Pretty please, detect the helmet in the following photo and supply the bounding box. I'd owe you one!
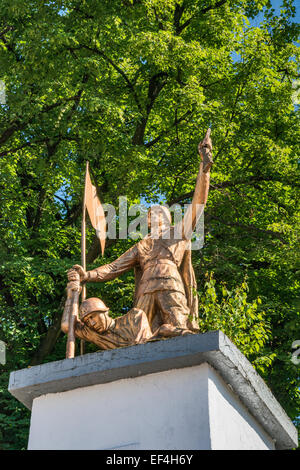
[79,297,109,320]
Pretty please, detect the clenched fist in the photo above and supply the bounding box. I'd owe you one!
[67,265,88,282]
[198,128,213,173]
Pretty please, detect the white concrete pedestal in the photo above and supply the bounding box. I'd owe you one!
[8,331,298,450]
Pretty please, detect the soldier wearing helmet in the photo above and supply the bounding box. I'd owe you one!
[67,131,213,339]
[61,296,153,350]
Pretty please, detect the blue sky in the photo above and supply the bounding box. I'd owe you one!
[252,0,300,25]
[272,0,299,20]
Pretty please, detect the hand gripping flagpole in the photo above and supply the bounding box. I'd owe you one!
[65,271,81,359]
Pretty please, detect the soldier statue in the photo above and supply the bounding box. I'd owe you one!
[63,130,213,350]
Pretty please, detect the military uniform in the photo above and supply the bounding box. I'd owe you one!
[87,227,199,333]
[74,307,153,350]
[85,156,211,334]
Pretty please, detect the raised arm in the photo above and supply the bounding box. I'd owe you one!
[182,129,213,240]
[68,244,139,283]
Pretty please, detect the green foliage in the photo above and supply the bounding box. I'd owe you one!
[0,373,30,450]
[198,275,272,364]
[0,0,299,449]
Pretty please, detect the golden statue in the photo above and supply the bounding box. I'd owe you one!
[61,295,154,350]
[62,130,213,354]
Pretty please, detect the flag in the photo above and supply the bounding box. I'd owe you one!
[84,163,106,256]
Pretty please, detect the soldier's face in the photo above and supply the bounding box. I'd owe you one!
[84,311,111,333]
[147,207,171,232]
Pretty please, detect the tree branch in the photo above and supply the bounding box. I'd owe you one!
[174,2,186,35]
[207,214,287,243]
[54,194,70,212]
[168,174,299,205]
[71,6,94,20]
[0,25,22,62]
[145,109,192,148]
[72,44,143,115]
[132,72,168,145]
[176,0,227,35]
[0,134,79,158]
[0,94,83,148]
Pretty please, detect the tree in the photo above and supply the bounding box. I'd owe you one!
[0,0,299,449]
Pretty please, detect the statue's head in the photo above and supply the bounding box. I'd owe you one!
[79,297,114,333]
[147,205,171,234]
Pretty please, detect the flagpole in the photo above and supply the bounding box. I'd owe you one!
[80,161,89,355]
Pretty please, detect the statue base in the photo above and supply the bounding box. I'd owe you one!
[8,331,297,450]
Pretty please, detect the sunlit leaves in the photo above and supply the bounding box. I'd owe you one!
[0,0,299,449]
[198,274,271,360]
